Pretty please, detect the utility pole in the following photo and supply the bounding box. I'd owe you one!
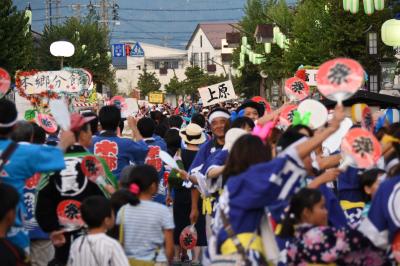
[71,3,82,21]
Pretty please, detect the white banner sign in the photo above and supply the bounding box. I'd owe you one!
[124,98,139,117]
[16,68,93,95]
[305,69,318,86]
[198,80,237,107]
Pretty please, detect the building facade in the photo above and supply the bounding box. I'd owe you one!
[186,22,238,78]
[112,42,188,101]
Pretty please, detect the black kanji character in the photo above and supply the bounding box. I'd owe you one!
[352,136,373,158]
[292,81,305,94]
[288,110,295,122]
[65,203,79,219]
[327,63,351,85]
[207,87,218,103]
[218,83,230,99]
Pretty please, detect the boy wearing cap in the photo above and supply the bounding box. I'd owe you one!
[0,99,74,256]
[36,113,117,266]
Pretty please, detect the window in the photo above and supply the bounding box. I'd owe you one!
[368,32,378,55]
[200,35,203,48]
[170,60,178,69]
[369,74,378,93]
[200,53,203,69]
[117,78,122,83]
[192,53,199,66]
[205,52,210,65]
[154,61,160,69]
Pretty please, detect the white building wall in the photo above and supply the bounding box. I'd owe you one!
[114,42,189,95]
[187,28,230,77]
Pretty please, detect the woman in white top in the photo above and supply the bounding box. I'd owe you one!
[117,165,175,265]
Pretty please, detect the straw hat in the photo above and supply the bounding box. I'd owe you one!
[179,123,206,145]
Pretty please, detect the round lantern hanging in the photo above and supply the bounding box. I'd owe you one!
[343,0,384,14]
[381,15,400,47]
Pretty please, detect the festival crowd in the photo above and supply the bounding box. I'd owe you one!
[1,96,400,266]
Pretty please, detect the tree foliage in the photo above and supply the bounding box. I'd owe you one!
[0,0,34,79]
[165,66,227,98]
[137,69,161,98]
[35,17,117,93]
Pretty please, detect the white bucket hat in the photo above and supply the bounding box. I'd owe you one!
[179,123,206,145]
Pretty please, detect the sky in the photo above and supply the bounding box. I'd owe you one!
[14,0,297,49]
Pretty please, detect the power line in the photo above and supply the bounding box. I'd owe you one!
[112,30,192,34]
[119,7,243,11]
[119,17,238,22]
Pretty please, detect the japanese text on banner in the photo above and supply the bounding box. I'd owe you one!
[198,80,237,107]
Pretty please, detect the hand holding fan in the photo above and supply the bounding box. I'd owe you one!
[0,68,11,98]
[284,77,309,102]
[339,128,381,171]
[317,58,364,105]
[81,155,108,187]
[49,99,71,130]
[179,224,198,250]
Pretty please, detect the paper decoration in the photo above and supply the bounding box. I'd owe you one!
[361,106,374,132]
[341,127,381,169]
[0,68,11,98]
[279,104,298,128]
[351,103,368,123]
[297,99,328,129]
[57,200,84,231]
[285,77,310,102]
[49,99,71,131]
[198,80,237,107]
[384,108,400,124]
[179,225,198,250]
[125,98,139,117]
[15,68,93,95]
[251,96,271,113]
[159,150,179,170]
[317,58,364,103]
[37,113,58,134]
[81,155,108,188]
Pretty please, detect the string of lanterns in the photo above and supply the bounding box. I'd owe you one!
[239,26,289,68]
[343,0,385,15]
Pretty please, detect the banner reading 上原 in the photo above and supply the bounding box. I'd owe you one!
[198,80,237,107]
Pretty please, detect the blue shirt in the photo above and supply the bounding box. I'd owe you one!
[91,131,148,179]
[215,152,306,248]
[0,140,65,252]
[359,174,400,249]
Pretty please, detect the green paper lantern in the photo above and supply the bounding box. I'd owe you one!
[364,0,374,15]
[241,45,247,54]
[374,0,384,11]
[350,0,359,14]
[242,36,248,45]
[240,53,245,62]
[343,0,351,11]
[381,19,400,46]
[246,44,251,54]
[278,34,286,49]
[264,43,271,54]
[284,39,290,50]
[273,26,280,44]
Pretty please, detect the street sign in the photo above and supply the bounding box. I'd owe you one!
[112,44,126,57]
[130,42,145,57]
[198,80,237,107]
[149,92,164,104]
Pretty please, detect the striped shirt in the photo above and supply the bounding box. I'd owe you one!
[116,200,174,262]
[68,233,129,266]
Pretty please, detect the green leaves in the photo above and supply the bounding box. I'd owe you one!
[24,109,36,121]
[137,70,161,98]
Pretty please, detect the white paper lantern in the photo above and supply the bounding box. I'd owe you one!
[50,41,75,57]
